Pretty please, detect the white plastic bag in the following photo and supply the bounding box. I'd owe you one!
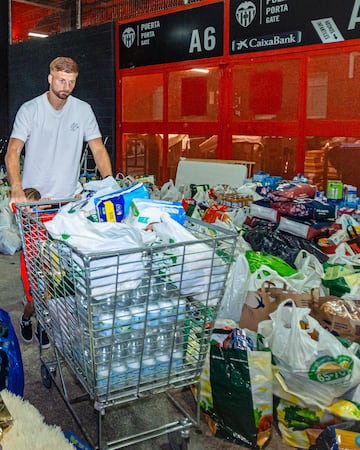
[45,209,145,298]
[327,241,360,266]
[259,300,360,407]
[246,251,324,295]
[0,193,21,255]
[0,228,21,255]
[288,249,325,294]
[0,194,16,230]
[217,254,250,321]
[160,179,181,202]
[152,214,227,304]
[247,266,288,292]
[83,176,119,192]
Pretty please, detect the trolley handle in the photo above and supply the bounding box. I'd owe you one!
[14,197,79,212]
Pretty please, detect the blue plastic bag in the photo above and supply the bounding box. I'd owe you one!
[0,308,24,396]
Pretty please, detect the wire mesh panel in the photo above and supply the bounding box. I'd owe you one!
[16,201,237,406]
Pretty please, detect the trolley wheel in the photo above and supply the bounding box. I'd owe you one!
[168,430,189,450]
[40,364,54,389]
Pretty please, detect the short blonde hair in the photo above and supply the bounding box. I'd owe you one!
[49,57,79,74]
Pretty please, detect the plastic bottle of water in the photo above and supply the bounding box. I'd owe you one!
[111,362,128,389]
[148,281,159,300]
[158,298,175,330]
[97,310,114,338]
[116,291,131,308]
[130,285,146,305]
[141,331,157,381]
[126,330,142,386]
[129,304,145,331]
[155,327,171,378]
[94,295,116,339]
[115,307,132,335]
[111,340,128,388]
[172,297,187,324]
[95,344,111,391]
[171,329,185,373]
[96,344,110,365]
[127,331,142,358]
[96,364,110,392]
[146,301,160,329]
[112,340,129,363]
[157,277,171,298]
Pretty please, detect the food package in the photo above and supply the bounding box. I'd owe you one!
[278,217,341,240]
[271,199,336,221]
[125,197,186,227]
[250,202,279,222]
[275,396,360,449]
[268,182,317,202]
[311,295,360,343]
[95,182,149,222]
[202,204,230,224]
[311,420,360,450]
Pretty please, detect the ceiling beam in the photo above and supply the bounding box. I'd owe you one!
[12,0,65,11]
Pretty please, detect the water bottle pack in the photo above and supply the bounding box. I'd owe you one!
[89,278,190,392]
[95,326,185,392]
[92,279,187,339]
[47,277,203,394]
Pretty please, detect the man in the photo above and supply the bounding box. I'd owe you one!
[5,56,113,346]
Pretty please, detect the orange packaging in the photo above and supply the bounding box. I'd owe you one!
[202,204,230,223]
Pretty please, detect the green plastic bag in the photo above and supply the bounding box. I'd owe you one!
[321,262,360,297]
[209,344,273,449]
[245,250,298,276]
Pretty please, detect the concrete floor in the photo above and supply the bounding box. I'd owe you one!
[0,251,292,450]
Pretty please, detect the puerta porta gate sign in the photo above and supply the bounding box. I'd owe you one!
[119,2,224,68]
[230,0,360,54]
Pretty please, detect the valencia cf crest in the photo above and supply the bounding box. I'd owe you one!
[122,27,136,48]
[236,1,257,28]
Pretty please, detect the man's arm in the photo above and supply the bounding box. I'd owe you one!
[4,137,27,206]
[87,137,113,179]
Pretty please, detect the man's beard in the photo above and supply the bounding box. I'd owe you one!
[52,88,70,100]
[56,91,70,99]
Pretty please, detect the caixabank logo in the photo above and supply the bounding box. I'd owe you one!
[231,30,301,51]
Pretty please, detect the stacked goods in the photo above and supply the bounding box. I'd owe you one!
[244,176,360,266]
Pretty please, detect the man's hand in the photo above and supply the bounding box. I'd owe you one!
[9,187,28,210]
[9,187,34,213]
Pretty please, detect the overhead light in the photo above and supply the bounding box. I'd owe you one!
[190,68,209,74]
[28,32,48,38]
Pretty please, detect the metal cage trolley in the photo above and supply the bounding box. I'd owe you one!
[16,200,237,449]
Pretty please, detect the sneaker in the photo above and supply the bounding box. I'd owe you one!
[19,315,33,343]
[35,323,50,350]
